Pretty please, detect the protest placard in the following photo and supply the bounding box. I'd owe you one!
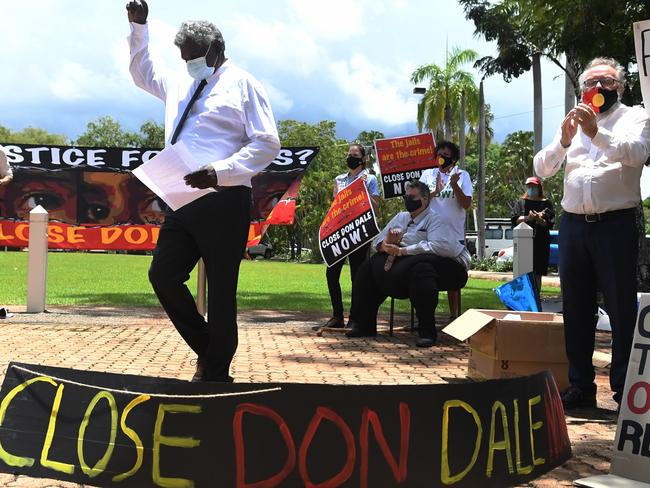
[575,293,650,488]
[634,20,650,117]
[0,362,570,488]
[374,132,437,198]
[319,177,380,267]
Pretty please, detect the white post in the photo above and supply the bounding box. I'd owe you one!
[513,222,534,278]
[27,205,49,313]
[196,259,207,317]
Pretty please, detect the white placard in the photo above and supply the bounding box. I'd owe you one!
[634,20,650,117]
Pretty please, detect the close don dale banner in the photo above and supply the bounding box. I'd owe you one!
[0,143,318,250]
[0,363,571,488]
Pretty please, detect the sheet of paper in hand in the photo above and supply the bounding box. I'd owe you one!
[132,141,215,211]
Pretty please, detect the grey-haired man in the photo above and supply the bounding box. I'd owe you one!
[534,57,650,410]
[126,1,280,382]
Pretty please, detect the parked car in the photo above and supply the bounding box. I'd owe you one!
[495,246,513,263]
[247,240,273,259]
[466,218,513,257]
[495,229,560,266]
[549,230,559,267]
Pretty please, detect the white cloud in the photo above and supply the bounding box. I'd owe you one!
[328,53,417,126]
[262,80,294,114]
[225,14,325,76]
[286,0,367,41]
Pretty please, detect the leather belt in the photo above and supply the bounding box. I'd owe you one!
[564,207,635,223]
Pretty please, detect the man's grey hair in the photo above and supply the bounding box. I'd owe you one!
[405,180,430,200]
[578,57,626,92]
[174,21,225,55]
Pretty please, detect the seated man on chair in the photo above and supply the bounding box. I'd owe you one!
[346,180,470,347]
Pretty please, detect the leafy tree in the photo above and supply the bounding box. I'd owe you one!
[459,0,650,104]
[138,120,165,148]
[265,120,348,262]
[0,124,68,145]
[75,116,165,149]
[75,116,140,147]
[410,47,481,142]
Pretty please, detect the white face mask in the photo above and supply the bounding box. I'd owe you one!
[186,44,216,80]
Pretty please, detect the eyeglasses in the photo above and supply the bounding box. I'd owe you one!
[581,77,619,90]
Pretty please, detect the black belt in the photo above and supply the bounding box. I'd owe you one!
[564,207,635,223]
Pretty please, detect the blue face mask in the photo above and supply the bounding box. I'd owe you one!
[186,44,216,80]
[527,187,540,198]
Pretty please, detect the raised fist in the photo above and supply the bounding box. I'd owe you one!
[126,0,148,24]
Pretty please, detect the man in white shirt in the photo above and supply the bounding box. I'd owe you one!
[345,180,470,347]
[534,57,650,410]
[126,1,280,383]
[420,141,473,243]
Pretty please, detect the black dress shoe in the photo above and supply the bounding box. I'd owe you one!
[312,317,345,331]
[416,337,436,348]
[561,386,597,409]
[345,327,376,338]
[190,357,205,383]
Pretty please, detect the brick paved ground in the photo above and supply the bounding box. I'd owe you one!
[0,306,618,487]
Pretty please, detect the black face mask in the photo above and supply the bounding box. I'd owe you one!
[404,196,423,212]
[439,155,455,170]
[583,87,618,114]
[346,155,363,169]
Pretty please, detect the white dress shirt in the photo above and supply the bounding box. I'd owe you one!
[128,23,281,188]
[534,102,650,214]
[0,147,12,178]
[372,207,471,270]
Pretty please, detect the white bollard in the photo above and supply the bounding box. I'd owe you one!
[27,206,49,313]
[513,222,534,278]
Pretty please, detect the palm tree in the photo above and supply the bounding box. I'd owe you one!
[410,47,480,142]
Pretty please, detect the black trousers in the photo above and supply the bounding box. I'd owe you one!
[349,253,468,338]
[559,210,638,403]
[326,242,371,319]
[148,187,251,380]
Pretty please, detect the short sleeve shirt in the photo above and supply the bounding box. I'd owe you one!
[334,168,380,196]
[419,167,473,241]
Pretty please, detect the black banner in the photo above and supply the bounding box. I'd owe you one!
[0,143,318,173]
[0,143,318,225]
[0,363,571,488]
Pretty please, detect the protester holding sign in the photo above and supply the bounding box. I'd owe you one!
[534,57,650,410]
[126,1,280,383]
[319,144,380,329]
[346,180,470,347]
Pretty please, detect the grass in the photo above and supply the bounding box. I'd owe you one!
[0,251,558,314]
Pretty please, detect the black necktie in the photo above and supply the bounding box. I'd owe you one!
[170,79,207,145]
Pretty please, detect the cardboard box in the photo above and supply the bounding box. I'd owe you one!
[442,309,569,391]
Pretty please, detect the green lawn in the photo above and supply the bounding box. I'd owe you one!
[0,251,557,314]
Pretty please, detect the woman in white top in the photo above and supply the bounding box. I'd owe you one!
[322,144,380,329]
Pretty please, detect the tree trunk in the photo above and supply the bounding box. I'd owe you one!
[564,58,577,114]
[532,53,542,154]
[444,103,453,141]
[459,91,466,169]
[477,81,487,260]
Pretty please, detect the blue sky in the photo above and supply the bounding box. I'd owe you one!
[0,0,573,147]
